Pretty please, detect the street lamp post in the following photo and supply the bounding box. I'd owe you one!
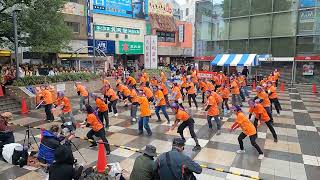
[13,9,21,79]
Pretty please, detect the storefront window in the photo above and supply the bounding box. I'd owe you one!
[250,15,272,37]
[157,31,175,42]
[251,0,272,14]
[298,9,315,35]
[230,18,249,39]
[229,40,249,53]
[249,38,270,54]
[230,0,250,17]
[212,20,229,40]
[271,37,295,56]
[272,12,297,36]
[274,0,298,12]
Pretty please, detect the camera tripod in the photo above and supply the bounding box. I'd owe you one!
[23,125,39,150]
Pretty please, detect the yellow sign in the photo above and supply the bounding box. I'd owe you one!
[0,50,11,57]
[148,0,173,16]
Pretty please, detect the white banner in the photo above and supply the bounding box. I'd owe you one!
[150,35,158,69]
[179,24,184,42]
[144,36,151,69]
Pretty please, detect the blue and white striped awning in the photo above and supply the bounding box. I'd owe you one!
[211,54,259,66]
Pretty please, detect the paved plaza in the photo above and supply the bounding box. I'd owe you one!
[1,84,320,180]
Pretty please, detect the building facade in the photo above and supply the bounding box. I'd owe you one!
[195,0,320,57]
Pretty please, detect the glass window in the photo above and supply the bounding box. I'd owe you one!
[272,12,297,36]
[229,40,249,53]
[186,8,189,16]
[274,0,298,12]
[251,0,272,14]
[297,36,320,55]
[65,22,80,33]
[250,15,272,37]
[221,0,230,18]
[212,20,229,40]
[207,41,229,54]
[157,31,175,42]
[249,38,270,54]
[298,9,315,35]
[199,21,212,40]
[271,37,295,56]
[230,0,250,17]
[230,18,249,39]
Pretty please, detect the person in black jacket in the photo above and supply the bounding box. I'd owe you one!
[49,140,83,180]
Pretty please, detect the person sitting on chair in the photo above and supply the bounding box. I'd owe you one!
[0,112,15,148]
[38,125,73,165]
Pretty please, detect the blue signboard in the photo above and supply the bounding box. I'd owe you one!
[300,0,316,8]
[88,40,115,55]
[132,0,148,19]
[86,0,91,37]
[93,0,133,18]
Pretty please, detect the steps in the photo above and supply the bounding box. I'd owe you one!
[0,96,21,114]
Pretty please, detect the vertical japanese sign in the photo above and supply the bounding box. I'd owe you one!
[178,24,184,42]
[150,35,158,69]
[86,0,91,37]
[144,36,151,69]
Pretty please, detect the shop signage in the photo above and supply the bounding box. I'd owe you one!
[148,0,173,16]
[93,0,133,18]
[197,71,217,78]
[88,40,115,55]
[62,2,85,16]
[295,56,320,61]
[303,62,314,75]
[300,0,316,8]
[194,56,214,61]
[92,0,148,19]
[119,41,143,54]
[144,35,158,69]
[86,0,91,37]
[95,25,140,35]
[178,24,184,42]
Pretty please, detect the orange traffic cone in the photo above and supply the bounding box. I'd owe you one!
[21,97,29,114]
[312,83,317,94]
[96,140,107,173]
[0,86,4,97]
[280,82,285,92]
[252,81,257,92]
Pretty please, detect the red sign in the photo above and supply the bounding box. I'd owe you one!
[194,56,214,61]
[197,71,217,78]
[295,56,320,61]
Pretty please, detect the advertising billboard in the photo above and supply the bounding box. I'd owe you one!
[88,40,115,55]
[92,0,148,19]
[119,41,144,54]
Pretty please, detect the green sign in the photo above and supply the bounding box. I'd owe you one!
[95,25,140,35]
[119,41,143,54]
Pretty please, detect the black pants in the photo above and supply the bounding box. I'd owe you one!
[45,104,54,121]
[188,94,198,108]
[222,98,230,110]
[164,95,170,106]
[238,133,263,154]
[98,111,109,127]
[254,119,277,140]
[148,97,154,102]
[177,118,197,140]
[174,100,184,109]
[276,80,279,87]
[215,85,221,92]
[270,98,282,114]
[87,128,110,153]
[264,106,273,123]
[0,131,15,147]
[180,87,185,101]
[202,92,205,103]
[108,99,118,114]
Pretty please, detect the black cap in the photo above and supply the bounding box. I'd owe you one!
[173,138,185,147]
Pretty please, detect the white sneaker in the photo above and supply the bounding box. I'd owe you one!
[258,154,264,160]
[114,113,118,117]
[216,130,221,135]
[132,118,136,122]
[276,113,280,117]
[236,150,245,154]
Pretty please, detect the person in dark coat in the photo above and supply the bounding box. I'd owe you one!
[154,138,202,179]
[130,145,157,180]
[48,141,83,180]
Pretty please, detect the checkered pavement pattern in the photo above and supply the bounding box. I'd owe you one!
[1,84,320,180]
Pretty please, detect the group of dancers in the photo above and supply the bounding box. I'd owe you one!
[39,68,282,158]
